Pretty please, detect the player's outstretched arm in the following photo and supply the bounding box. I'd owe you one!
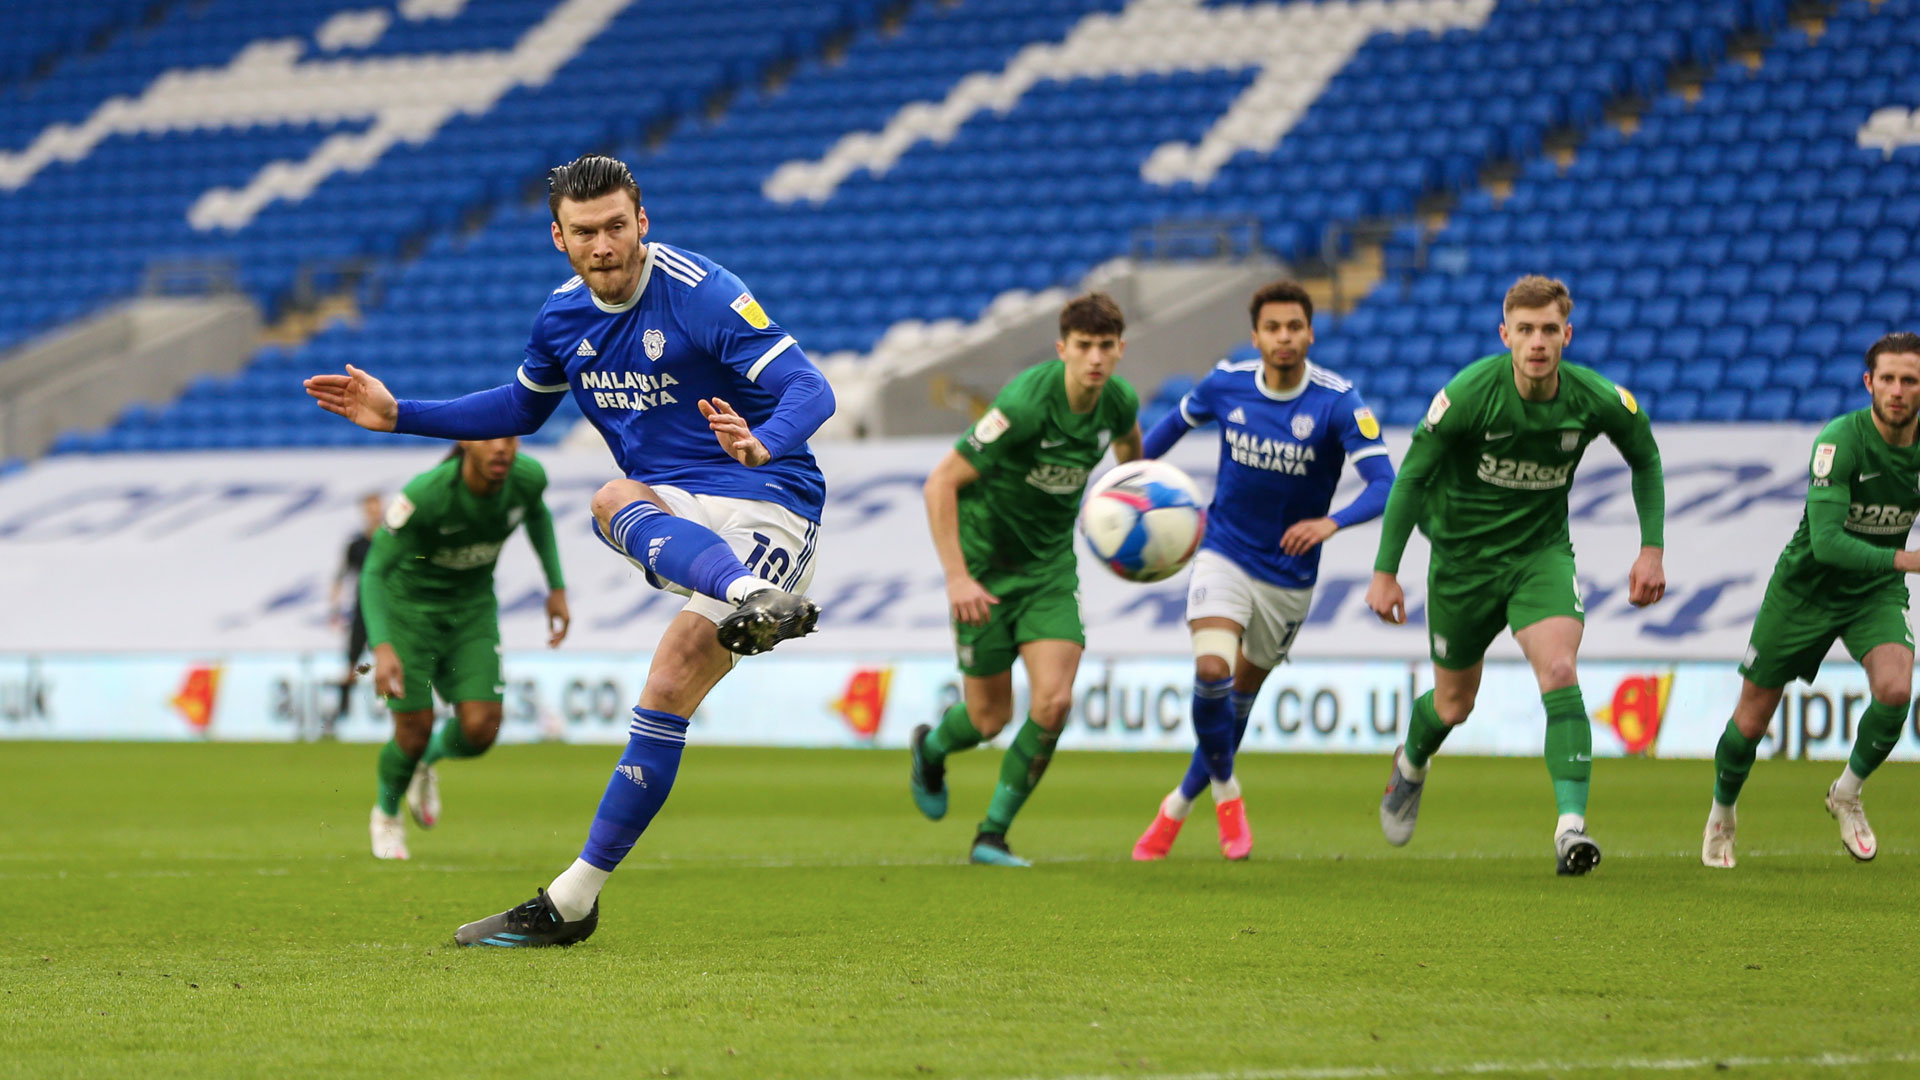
[305,365,398,431]
[923,450,997,626]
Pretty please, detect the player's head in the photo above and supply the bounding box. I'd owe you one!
[359,492,383,531]
[548,154,648,303]
[1056,292,1126,390]
[1499,275,1573,383]
[1248,280,1314,374]
[452,437,520,485]
[1864,331,1920,432]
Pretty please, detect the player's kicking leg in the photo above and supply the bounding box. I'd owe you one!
[408,700,504,829]
[1702,678,1784,869]
[1826,642,1911,862]
[589,480,818,656]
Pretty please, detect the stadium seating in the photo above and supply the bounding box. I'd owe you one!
[12,0,1920,452]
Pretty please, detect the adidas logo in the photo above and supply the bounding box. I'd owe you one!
[646,537,666,566]
[616,764,647,787]
[1228,407,1247,424]
[576,338,597,357]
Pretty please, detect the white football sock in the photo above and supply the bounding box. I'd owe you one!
[1556,813,1586,837]
[546,858,611,922]
[1834,766,1866,799]
[1210,775,1242,804]
[724,577,775,606]
[1708,800,1736,825]
[1161,789,1193,822]
[1397,753,1428,783]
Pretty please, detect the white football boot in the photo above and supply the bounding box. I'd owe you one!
[1825,781,1877,862]
[1702,806,1737,869]
[405,764,440,829]
[370,806,410,860]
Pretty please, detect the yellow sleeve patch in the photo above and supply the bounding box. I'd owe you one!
[730,292,771,330]
[1617,385,1639,414]
[1354,407,1381,440]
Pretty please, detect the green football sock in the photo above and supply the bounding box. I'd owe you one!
[421,717,486,767]
[1403,690,1452,769]
[375,740,420,816]
[1712,717,1761,807]
[981,718,1059,836]
[1849,699,1907,780]
[1542,685,1592,816]
[923,701,984,766]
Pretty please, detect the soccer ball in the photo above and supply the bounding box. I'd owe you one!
[1078,460,1207,583]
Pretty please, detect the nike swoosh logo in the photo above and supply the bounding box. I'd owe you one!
[1484,431,1511,441]
[1860,472,1881,480]
[1040,437,1068,448]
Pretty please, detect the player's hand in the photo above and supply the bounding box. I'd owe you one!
[947,575,999,627]
[304,365,398,432]
[699,397,771,467]
[1280,517,1339,556]
[372,643,405,699]
[1627,546,1666,607]
[1366,571,1406,625]
[546,588,571,648]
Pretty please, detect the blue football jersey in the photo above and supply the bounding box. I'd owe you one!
[518,242,827,520]
[1180,360,1388,588]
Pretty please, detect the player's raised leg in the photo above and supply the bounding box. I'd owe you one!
[456,610,733,946]
[410,700,502,829]
[1827,641,1912,861]
[913,676,1006,821]
[590,479,817,656]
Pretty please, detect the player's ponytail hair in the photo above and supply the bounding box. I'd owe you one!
[1866,331,1920,371]
[548,154,642,222]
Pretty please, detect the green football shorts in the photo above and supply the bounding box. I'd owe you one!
[382,604,504,713]
[953,566,1085,677]
[1738,576,1914,688]
[1425,545,1584,670]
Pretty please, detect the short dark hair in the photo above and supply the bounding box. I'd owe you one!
[1059,292,1125,340]
[547,154,641,223]
[1249,280,1313,327]
[1504,274,1573,318]
[1866,331,1920,372]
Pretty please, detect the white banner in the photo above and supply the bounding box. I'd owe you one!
[0,425,1861,660]
[3,652,1916,764]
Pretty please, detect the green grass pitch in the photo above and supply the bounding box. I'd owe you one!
[3,742,1916,1079]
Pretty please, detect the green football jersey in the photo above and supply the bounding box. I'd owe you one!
[1771,409,1920,605]
[1395,353,1659,565]
[953,360,1140,575]
[360,454,564,644]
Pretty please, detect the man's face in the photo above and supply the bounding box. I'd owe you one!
[463,437,519,483]
[1499,303,1572,383]
[551,191,647,302]
[1252,301,1313,372]
[1056,330,1124,389]
[1867,352,1920,430]
[361,495,383,531]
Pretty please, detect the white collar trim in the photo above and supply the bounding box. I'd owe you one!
[1255,360,1313,401]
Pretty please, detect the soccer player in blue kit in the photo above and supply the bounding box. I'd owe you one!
[305,155,831,946]
[1130,281,1395,860]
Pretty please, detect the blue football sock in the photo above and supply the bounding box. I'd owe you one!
[1191,675,1238,784]
[604,499,753,603]
[1230,689,1257,749]
[578,708,688,872]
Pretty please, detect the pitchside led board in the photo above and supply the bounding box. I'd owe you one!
[0,427,1917,763]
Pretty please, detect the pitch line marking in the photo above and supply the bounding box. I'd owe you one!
[1010,1050,1920,1080]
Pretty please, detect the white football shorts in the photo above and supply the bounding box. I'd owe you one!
[1184,548,1313,670]
[643,485,822,625]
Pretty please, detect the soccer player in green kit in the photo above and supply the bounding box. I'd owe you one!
[1366,276,1667,875]
[363,436,570,861]
[910,292,1143,866]
[1704,332,1920,868]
